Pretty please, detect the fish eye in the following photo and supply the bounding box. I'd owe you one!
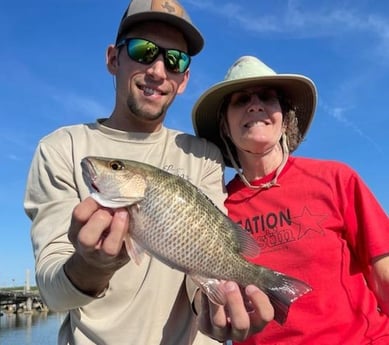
[109,160,124,171]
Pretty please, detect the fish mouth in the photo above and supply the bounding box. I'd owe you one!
[81,158,99,192]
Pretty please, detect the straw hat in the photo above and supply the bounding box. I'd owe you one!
[192,56,317,166]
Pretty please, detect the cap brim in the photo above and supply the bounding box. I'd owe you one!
[117,12,204,56]
[192,75,317,166]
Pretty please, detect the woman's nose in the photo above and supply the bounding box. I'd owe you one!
[247,94,265,111]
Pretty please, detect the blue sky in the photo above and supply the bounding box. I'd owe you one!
[0,0,388,287]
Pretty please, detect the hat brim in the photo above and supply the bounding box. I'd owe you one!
[117,12,204,56]
[192,75,317,167]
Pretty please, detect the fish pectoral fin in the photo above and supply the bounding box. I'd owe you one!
[191,275,226,305]
[124,234,145,265]
[232,223,261,258]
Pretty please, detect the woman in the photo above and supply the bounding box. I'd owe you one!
[192,56,389,344]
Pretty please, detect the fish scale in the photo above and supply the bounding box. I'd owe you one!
[81,156,312,324]
[134,175,228,272]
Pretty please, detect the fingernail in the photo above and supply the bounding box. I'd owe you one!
[117,209,128,219]
[245,285,257,295]
[225,281,237,292]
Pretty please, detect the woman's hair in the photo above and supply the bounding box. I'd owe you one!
[280,96,302,152]
[218,91,303,167]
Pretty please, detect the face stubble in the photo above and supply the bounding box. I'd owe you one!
[126,90,172,124]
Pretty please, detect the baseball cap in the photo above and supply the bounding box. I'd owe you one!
[116,0,204,56]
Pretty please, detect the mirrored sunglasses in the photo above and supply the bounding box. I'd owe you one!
[116,38,191,74]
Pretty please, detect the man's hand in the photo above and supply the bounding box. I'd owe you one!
[197,281,274,342]
[64,197,130,296]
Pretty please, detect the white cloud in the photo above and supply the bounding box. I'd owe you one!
[321,103,383,153]
[186,0,389,56]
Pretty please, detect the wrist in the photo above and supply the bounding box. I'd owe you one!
[64,253,113,297]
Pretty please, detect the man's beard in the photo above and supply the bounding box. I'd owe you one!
[127,94,167,122]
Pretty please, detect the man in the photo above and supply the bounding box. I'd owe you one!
[24,1,273,344]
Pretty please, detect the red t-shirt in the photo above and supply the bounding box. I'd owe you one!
[226,157,389,345]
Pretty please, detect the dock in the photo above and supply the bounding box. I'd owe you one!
[0,288,47,315]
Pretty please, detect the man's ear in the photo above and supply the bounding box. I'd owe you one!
[106,45,119,75]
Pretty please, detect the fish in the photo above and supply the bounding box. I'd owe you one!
[81,156,312,324]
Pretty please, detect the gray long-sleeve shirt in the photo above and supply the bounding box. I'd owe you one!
[24,120,226,345]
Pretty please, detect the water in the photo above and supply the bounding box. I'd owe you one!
[0,311,65,345]
[0,312,233,345]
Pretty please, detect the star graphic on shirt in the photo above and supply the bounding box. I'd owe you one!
[292,206,327,239]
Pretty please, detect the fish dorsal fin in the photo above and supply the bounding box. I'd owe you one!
[232,223,260,258]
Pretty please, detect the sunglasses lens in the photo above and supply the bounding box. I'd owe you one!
[128,39,159,64]
[257,89,279,102]
[165,50,190,73]
[230,89,279,107]
[123,38,190,73]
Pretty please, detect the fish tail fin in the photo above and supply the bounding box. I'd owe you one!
[263,272,312,325]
